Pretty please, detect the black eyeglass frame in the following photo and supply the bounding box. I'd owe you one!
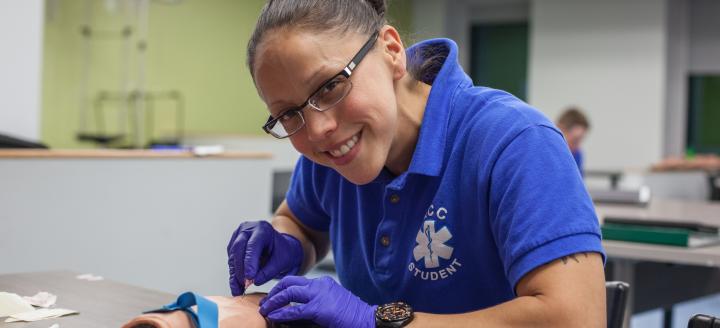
[261,31,380,139]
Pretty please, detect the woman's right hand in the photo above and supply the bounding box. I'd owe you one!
[227,221,303,296]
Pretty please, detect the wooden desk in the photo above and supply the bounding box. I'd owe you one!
[0,149,272,159]
[0,271,174,328]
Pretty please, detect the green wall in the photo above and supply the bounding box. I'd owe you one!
[388,0,413,44]
[41,0,413,148]
[688,75,720,154]
[470,23,529,101]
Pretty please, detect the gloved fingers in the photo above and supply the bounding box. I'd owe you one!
[252,262,280,286]
[262,275,311,305]
[256,233,303,285]
[254,253,296,285]
[266,304,311,323]
[227,221,257,253]
[228,225,243,296]
[226,227,241,254]
[243,224,273,281]
[228,230,251,296]
[259,285,311,316]
[228,257,243,296]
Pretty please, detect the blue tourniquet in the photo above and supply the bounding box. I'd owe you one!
[144,292,218,328]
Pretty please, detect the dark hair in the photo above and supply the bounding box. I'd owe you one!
[247,0,386,78]
[557,107,590,130]
[247,0,446,84]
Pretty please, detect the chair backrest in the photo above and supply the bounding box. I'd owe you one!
[606,281,630,328]
[688,314,720,328]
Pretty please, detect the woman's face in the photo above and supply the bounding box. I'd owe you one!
[253,27,404,184]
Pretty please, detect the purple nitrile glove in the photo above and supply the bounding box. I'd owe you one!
[227,220,303,296]
[258,276,377,328]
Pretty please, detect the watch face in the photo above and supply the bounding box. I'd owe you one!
[376,302,413,322]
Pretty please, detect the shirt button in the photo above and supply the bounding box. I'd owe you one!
[380,235,391,247]
[389,194,400,204]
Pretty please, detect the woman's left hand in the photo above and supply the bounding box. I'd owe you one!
[259,276,376,328]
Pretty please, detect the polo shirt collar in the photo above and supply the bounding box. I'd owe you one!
[405,38,469,177]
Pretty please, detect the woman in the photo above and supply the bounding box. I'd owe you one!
[227,1,606,327]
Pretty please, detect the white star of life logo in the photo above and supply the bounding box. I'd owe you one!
[413,220,453,269]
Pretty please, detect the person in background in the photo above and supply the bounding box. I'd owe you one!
[557,107,591,175]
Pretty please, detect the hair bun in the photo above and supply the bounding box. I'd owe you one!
[366,0,386,16]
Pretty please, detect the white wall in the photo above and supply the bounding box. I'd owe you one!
[664,0,689,158]
[689,0,720,74]
[663,0,720,158]
[528,0,667,170]
[411,0,448,42]
[0,0,45,141]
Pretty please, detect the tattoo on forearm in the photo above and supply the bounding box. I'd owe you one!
[560,252,588,265]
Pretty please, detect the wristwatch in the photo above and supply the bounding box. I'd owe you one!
[375,301,414,327]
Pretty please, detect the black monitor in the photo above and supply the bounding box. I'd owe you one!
[0,133,48,149]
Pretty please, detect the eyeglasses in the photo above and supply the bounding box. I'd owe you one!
[262,31,379,139]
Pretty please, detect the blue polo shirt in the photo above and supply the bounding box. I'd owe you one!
[285,38,604,314]
[573,149,584,176]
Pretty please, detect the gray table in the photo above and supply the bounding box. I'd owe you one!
[600,199,720,267]
[0,271,174,328]
[597,199,720,328]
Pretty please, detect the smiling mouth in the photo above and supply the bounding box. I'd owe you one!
[327,133,360,158]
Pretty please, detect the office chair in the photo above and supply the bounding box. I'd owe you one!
[688,314,720,328]
[606,281,630,328]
